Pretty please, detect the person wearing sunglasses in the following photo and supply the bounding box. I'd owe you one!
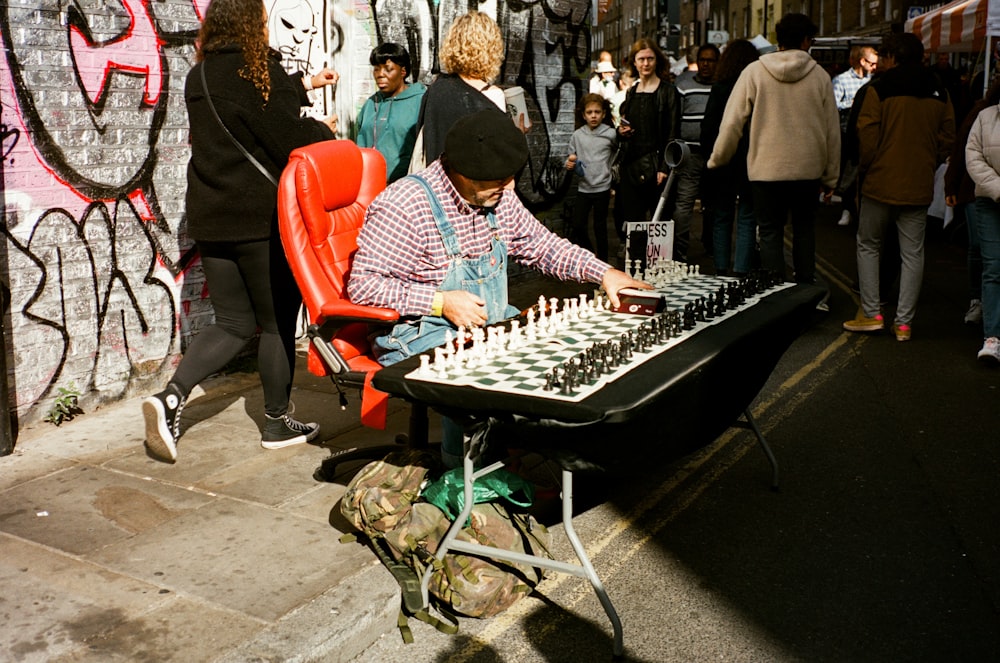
[832,45,878,227]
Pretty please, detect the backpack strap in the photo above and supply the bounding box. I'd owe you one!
[346,530,459,643]
[199,62,278,187]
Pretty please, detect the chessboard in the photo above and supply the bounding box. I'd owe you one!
[405,271,792,402]
[621,259,793,312]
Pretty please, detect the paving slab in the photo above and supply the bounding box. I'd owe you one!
[0,465,215,555]
[0,447,75,492]
[54,595,266,663]
[87,498,372,621]
[0,535,174,662]
[215,562,399,663]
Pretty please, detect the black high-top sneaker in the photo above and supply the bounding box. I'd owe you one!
[142,383,186,462]
[261,413,320,449]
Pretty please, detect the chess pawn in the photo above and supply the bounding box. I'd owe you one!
[509,319,522,349]
[433,347,448,378]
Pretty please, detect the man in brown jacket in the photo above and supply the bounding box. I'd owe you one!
[843,32,955,341]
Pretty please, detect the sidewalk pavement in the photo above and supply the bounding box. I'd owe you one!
[0,351,431,662]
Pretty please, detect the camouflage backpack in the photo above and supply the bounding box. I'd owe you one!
[381,499,551,618]
[340,450,551,640]
[340,449,439,535]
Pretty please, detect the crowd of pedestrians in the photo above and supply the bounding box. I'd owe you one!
[569,15,996,365]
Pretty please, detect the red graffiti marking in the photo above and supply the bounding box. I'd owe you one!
[192,0,212,22]
[68,0,164,107]
[127,188,155,222]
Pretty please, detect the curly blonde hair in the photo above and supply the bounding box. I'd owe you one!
[438,11,504,82]
[197,0,271,104]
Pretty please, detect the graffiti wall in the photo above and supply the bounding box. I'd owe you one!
[0,0,592,427]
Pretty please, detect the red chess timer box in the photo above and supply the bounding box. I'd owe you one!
[613,288,663,316]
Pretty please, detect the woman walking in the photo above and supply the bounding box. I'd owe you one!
[142,0,336,462]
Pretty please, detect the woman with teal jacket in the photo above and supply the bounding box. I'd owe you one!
[355,43,426,183]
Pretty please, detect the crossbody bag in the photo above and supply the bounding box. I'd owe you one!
[199,62,278,187]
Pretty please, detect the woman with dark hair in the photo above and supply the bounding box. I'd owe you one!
[355,43,427,183]
[142,0,336,463]
[701,39,759,275]
[616,38,678,230]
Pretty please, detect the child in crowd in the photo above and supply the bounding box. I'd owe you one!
[565,93,617,262]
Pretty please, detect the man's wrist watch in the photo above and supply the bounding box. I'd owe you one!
[430,291,444,317]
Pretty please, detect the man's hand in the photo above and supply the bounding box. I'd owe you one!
[821,185,834,204]
[442,290,488,328]
[945,194,957,207]
[601,268,652,309]
[566,154,578,171]
[656,171,667,185]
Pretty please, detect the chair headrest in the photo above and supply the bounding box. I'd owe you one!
[293,140,364,211]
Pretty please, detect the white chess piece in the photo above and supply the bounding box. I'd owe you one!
[434,347,448,378]
[509,319,521,349]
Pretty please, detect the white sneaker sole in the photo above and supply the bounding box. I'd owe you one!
[977,350,1000,365]
[142,398,177,462]
[260,424,320,450]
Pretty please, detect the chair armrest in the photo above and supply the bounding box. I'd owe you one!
[318,301,400,324]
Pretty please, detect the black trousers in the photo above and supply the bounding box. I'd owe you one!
[752,180,819,284]
[572,190,611,262]
[171,237,302,417]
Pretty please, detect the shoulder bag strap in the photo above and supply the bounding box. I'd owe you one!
[200,62,278,187]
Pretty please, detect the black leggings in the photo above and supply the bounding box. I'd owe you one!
[170,238,301,417]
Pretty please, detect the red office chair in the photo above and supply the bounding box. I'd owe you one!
[277,140,427,479]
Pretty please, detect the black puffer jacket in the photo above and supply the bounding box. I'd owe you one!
[184,46,333,242]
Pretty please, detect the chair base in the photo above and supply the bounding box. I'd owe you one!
[313,403,429,482]
[313,443,407,482]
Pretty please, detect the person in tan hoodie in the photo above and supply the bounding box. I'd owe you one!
[707,13,840,285]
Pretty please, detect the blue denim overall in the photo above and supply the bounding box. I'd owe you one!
[372,174,519,366]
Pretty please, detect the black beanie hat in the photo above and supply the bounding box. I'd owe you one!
[443,109,529,180]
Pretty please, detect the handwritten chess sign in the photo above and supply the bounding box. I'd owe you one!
[624,220,674,267]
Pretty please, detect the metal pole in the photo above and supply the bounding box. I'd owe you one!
[0,86,13,456]
[762,0,768,42]
[0,284,12,456]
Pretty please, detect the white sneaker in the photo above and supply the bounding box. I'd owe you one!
[837,210,851,226]
[964,299,983,325]
[977,337,1000,365]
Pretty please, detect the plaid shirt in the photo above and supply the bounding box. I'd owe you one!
[348,160,610,317]
[832,68,869,112]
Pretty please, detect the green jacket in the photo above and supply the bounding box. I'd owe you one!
[355,82,427,183]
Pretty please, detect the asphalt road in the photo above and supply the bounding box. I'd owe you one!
[350,201,1000,663]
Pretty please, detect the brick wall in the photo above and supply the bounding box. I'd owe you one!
[0,0,591,427]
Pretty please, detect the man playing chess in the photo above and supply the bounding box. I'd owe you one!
[348,108,648,366]
[348,109,648,465]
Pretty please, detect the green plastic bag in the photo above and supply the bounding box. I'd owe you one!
[423,468,535,521]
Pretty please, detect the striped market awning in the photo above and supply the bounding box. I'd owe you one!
[906,0,987,52]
